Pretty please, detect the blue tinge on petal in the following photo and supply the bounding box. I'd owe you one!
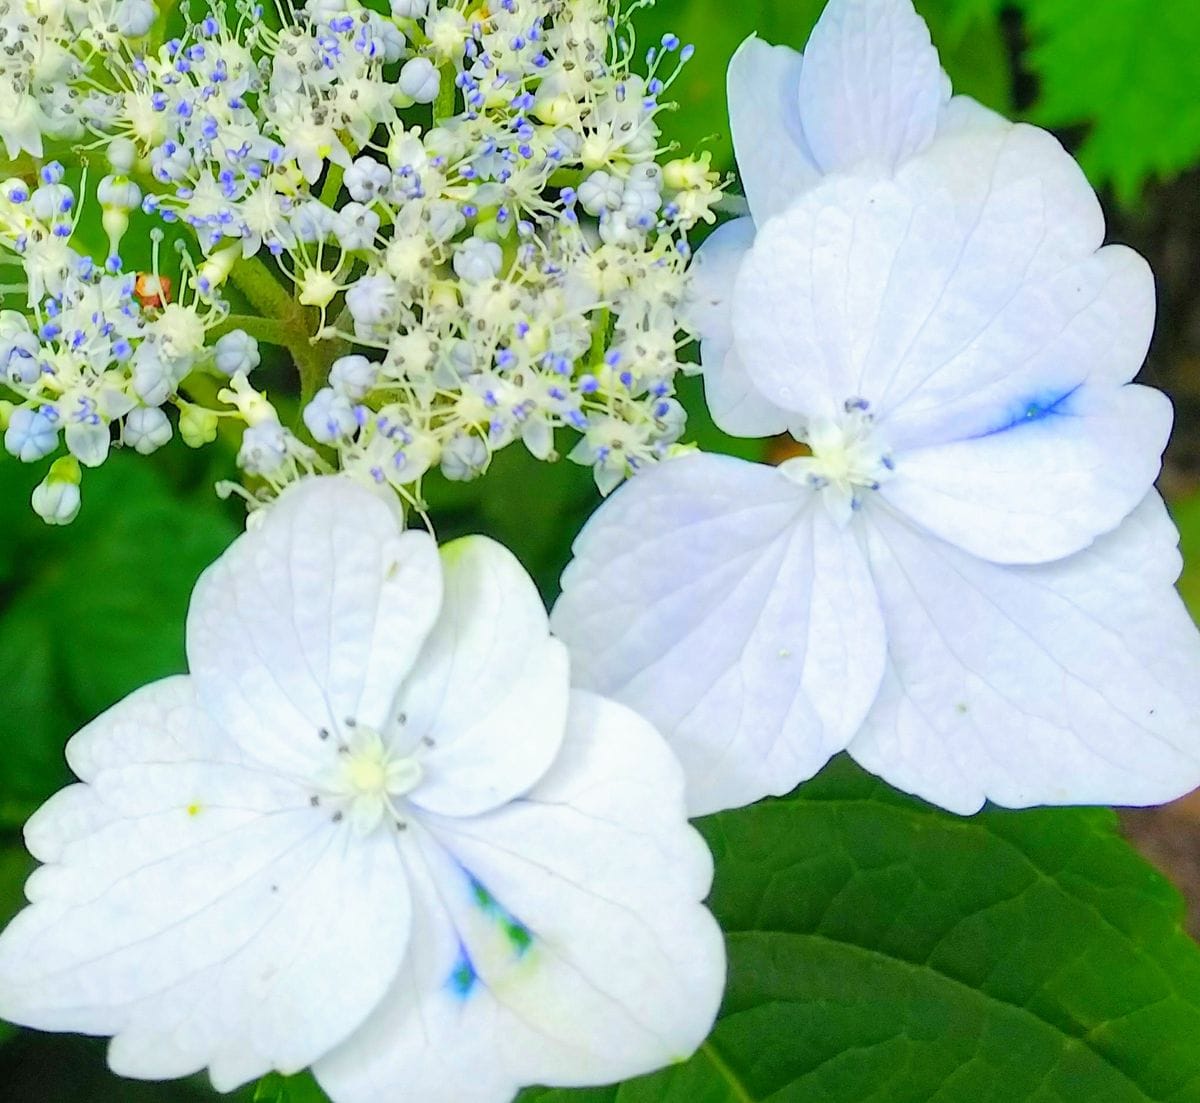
[467,872,535,958]
[443,867,537,998]
[972,383,1083,439]
[447,940,479,999]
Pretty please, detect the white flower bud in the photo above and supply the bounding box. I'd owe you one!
[31,183,73,223]
[453,237,503,283]
[32,477,80,526]
[214,330,261,377]
[578,171,624,216]
[303,388,359,444]
[426,200,466,243]
[390,0,427,16]
[124,406,173,454]
[398,57,440,105]
[330,355,378,401]
[108,138,138,176]
[440,433,488,481]
[237,419,288,475]
[345,158,392,203]
[5,407,59,462]
[132,345,173,407]
[114,0,156,38]
[97,175,141,211]
[346,274,399,327]
[335,203,382,252]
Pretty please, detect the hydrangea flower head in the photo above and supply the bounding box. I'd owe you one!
[0,477,724,1100]
[1,0,725,520]
[551,0,1200,816]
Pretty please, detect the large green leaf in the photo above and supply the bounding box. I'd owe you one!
[522,757,1200,1101]
[0,451,238,805]
[1008,0,1200,204]
[254,1072,329,1103]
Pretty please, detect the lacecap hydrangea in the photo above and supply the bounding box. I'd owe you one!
[0,0,725,521]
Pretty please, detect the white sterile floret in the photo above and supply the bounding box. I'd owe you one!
[213,330,261,377]
[398,57,440,105]
[0,477,724,1103]
[552,0,1200,818]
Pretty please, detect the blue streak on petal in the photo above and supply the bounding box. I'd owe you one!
[447,939,478,999]
[461,864,536,959]
[971,383,1083,439]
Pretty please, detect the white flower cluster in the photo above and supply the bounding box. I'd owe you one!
[0,164,254,522]
[0,0,723,521]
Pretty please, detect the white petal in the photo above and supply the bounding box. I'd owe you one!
[849,496,1200,813]
[400,536,569,818]
[797,0,945,173]
[733,164,1155,451]
[686,216,756,348]
[687,218,792,437]
[316,690,723,1103]
[704,343,794,439]
[187,477,442,777]
[65,676,239,783]
[551,453,886,815]
[881,383,1173,563]
[727,37,822,222]
[0,684,411,1089]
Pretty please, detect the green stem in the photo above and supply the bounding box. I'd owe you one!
[435,61,458,124]
[320,163,344,208]
[212,314,293,347]
[227,257,331,404]
[588,306,612,368]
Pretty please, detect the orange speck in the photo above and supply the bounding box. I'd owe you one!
[135,273,172,309]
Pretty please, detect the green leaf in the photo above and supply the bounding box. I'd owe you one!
[1169,493,1200,623]
[631,0,1011,174]
[253,1072,330,1103]
[0,452,238,804]
[521,757,1200,1102]
[1009,0,1200,203]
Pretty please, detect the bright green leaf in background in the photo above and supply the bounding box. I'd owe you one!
[0,453,237,813]
[522,759,1200,1102]
[1007,0,1200,204]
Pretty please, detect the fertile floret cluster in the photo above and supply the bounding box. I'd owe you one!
[0,0,722,519]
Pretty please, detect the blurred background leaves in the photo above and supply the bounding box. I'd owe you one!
[4,0,1200,1098]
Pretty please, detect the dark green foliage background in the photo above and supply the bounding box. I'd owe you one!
[4,0,1200,1099]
